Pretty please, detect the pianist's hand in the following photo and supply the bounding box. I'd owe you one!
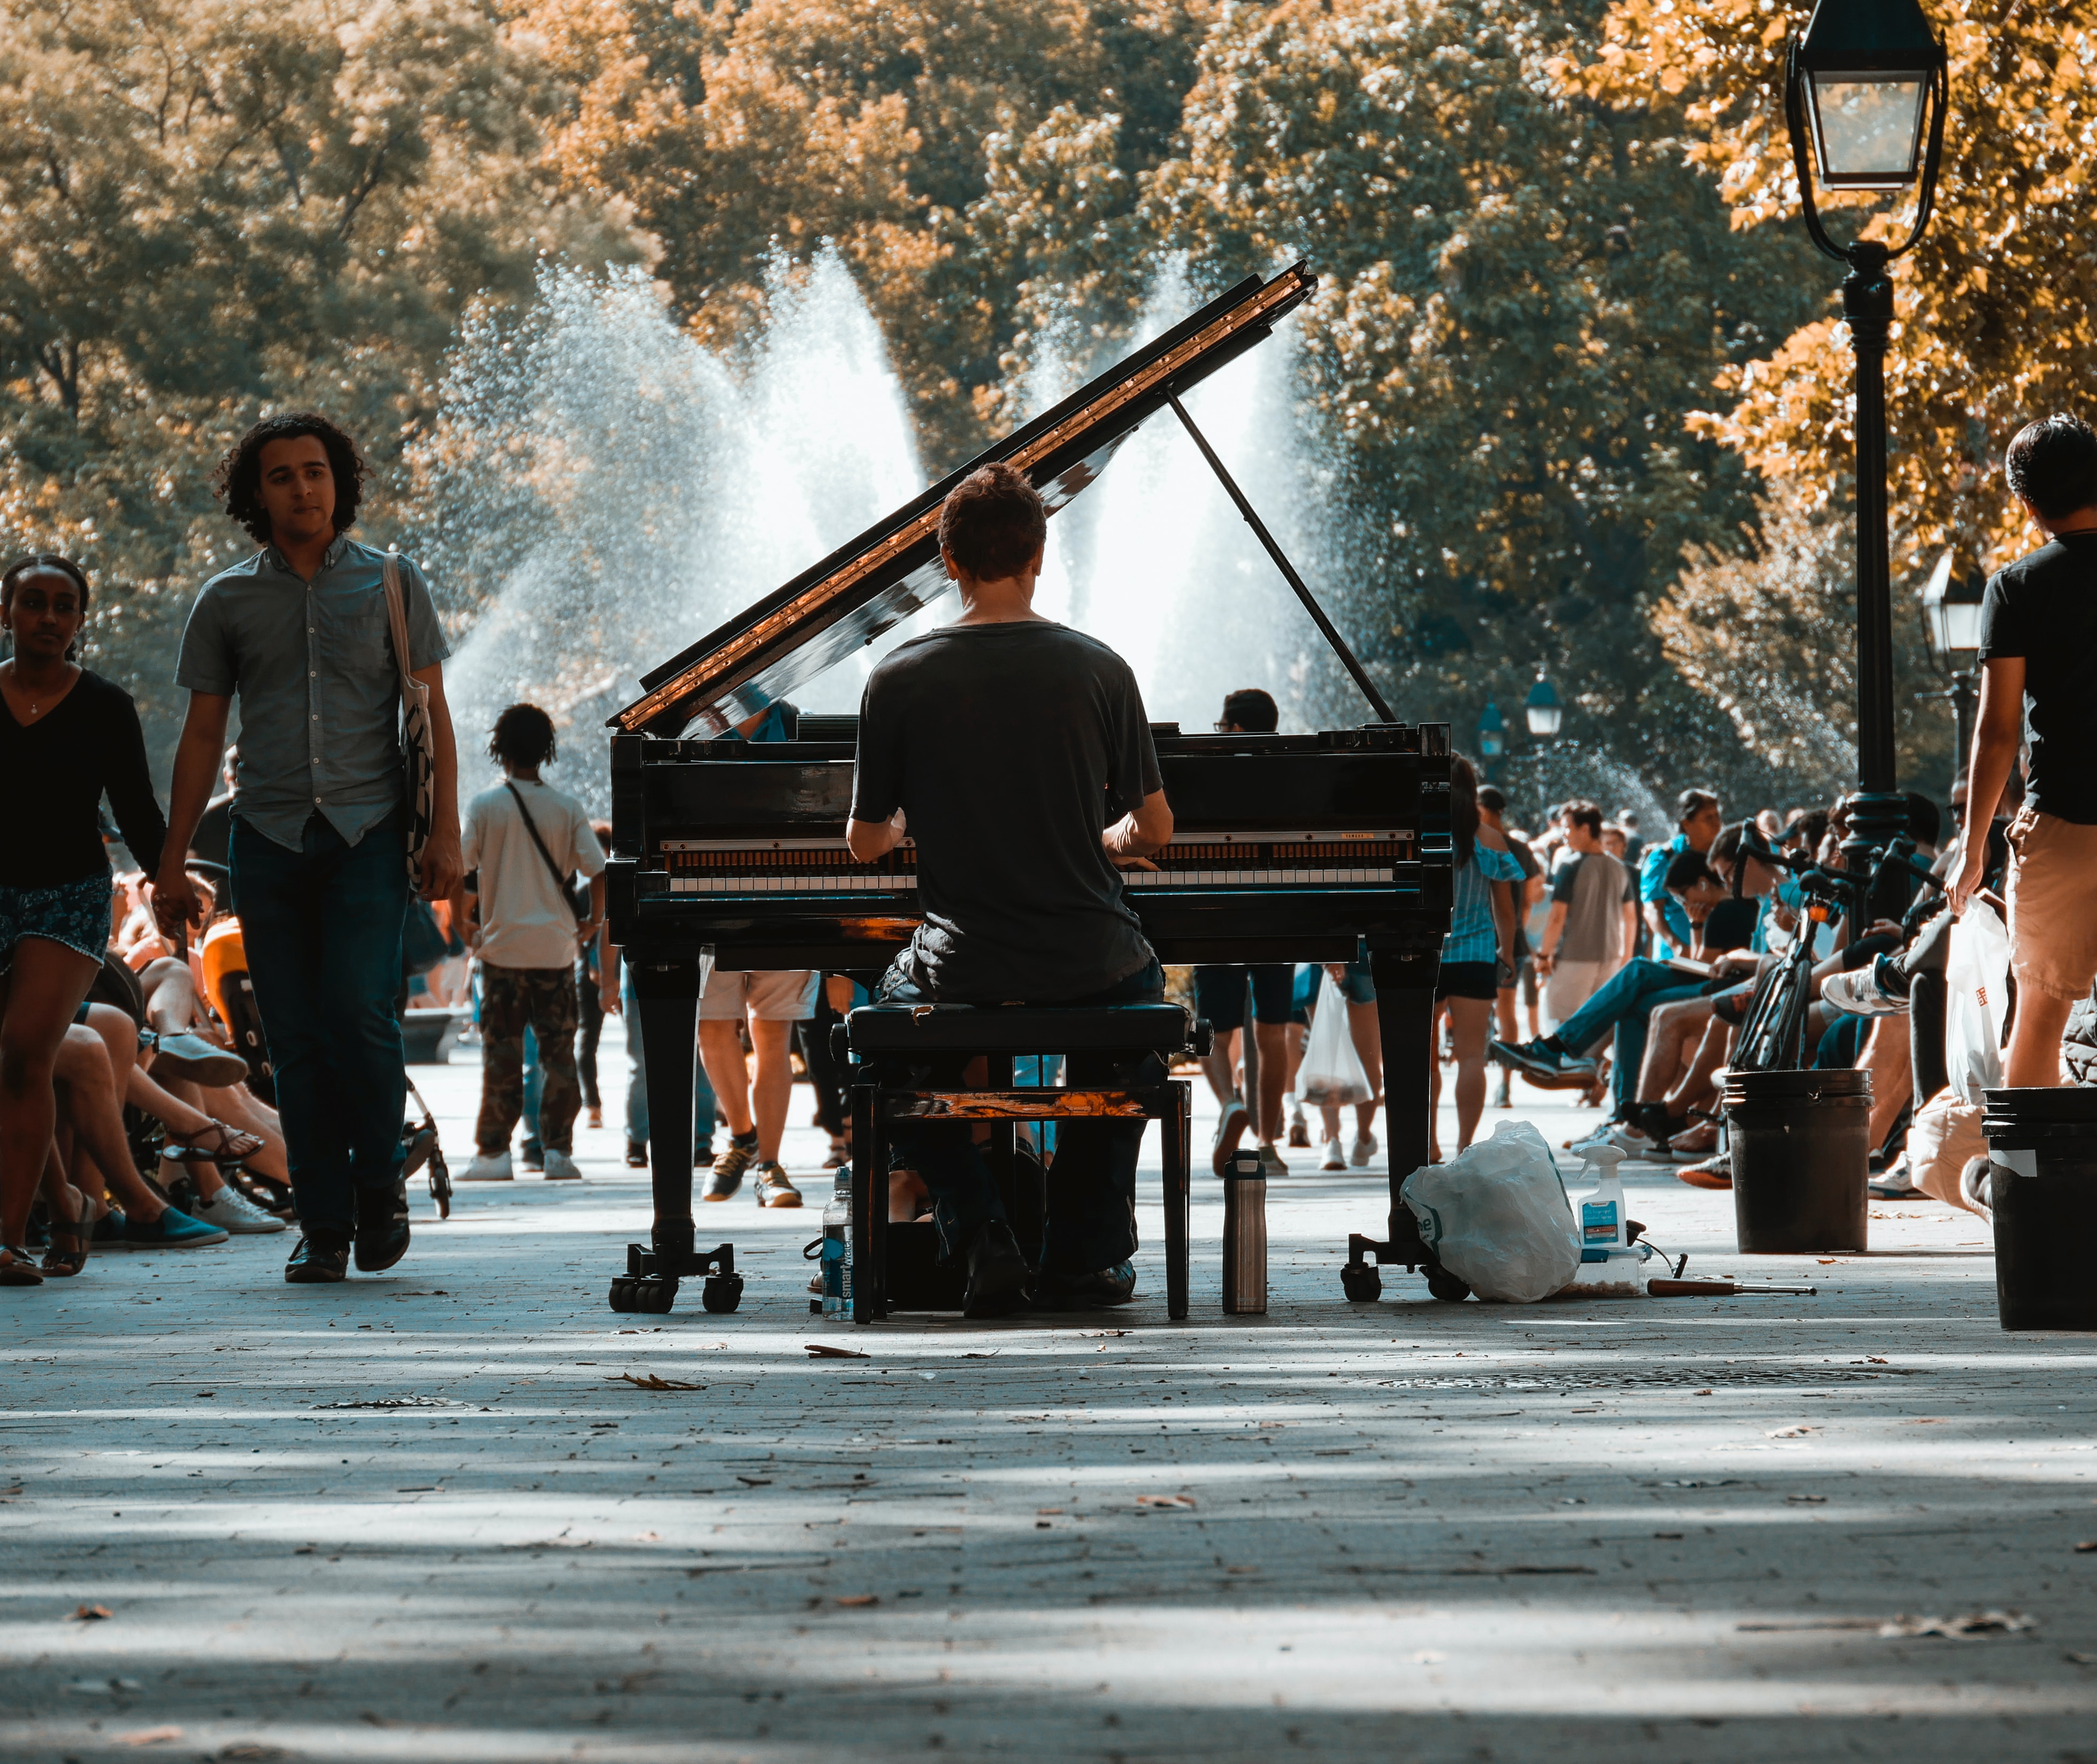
[1109,853,1159,871]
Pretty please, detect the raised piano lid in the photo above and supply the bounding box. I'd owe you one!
[609,263,1318,739]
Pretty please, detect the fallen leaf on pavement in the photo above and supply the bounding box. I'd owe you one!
[1785,1494,1828,1504]
[805,1344,869,1360]
[1136,1494,1196,1509]
[1881,1610,2034,1638]
[70,1604,112,1622]
[115,1727,182,1746]
[2073,1541,2097,1553]
[835,1594,879,1607]
[612,1373,704,1391]
[1766,1426,1818,1439]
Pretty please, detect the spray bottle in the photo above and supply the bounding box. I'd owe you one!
[1568,1142,1648,1297]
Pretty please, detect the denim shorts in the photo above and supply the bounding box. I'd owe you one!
[0,871,114,972]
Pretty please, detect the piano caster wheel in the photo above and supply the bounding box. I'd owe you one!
[701,1274,744,1314]
[1341,1263,1382,1303]
[1425,1265,1471,1303]
[609,1277,639,1313]
[640,1278,680,1315]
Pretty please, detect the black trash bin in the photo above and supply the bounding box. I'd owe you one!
[1722,1067,1871,1254]
[1981,1086,2097,1331]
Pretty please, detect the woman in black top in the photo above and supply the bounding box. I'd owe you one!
[0,556,168,1283]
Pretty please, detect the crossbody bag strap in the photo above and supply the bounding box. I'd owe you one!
[503,781,586,923]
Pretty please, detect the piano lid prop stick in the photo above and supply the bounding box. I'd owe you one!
[1166,391,1397,725]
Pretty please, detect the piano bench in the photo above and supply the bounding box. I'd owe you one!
[838,1002,1208,1061]
[840,1004,1200,1325]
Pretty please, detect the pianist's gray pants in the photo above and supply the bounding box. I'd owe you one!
[874,957,1165,1276]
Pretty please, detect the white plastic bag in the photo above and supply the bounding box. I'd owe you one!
[1297,970,1374,1107]
[1400,1119,1581,1302]
[1945,899,2010,1105]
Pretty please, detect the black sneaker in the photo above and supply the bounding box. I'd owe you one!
[961,1221,1032,1318]
[703,1137,757,1201]
[625,1139,649,1169]
[1489,1037,1597,1082]
[285,1233,351,1284]
[1031,1260,1137,1312]
[353,1180,412,1274]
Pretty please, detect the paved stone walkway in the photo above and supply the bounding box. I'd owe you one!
[4,1029,2094,1761]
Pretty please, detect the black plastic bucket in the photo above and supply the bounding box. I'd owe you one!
[1722,1067,1871,1253]
[1981,1086,2097,1331]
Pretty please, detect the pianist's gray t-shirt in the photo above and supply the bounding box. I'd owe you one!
[851,619,1162,1002]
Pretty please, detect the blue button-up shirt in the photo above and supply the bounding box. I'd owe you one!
[175,536,450,851]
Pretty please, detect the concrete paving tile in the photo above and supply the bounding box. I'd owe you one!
[2,1031,2093,1760]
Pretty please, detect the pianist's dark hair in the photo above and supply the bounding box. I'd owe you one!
[213,412,367,544]
[489,702,558,770]
[1450,753,1480,868]
[938,462,1047,582]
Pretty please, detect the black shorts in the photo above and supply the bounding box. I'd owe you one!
[1192,963,1296,1032]
[1435,960,1500,1003]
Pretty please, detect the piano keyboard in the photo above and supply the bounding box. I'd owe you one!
[661,865,1396,895]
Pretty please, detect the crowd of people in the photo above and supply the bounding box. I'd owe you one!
[3,404,2092,1293]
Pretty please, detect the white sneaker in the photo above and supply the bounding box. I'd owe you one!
[460,1149,513,1182]
[1349,1132,1379,1168]
[1320,1137,1346,1171]
[1285,1098,1310,1148]
[1575,1122,1656,1158]
[190,1184,287,1234]
[541,1147,581,1181]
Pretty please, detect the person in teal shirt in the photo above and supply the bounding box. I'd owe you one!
[1637,789,1723,957]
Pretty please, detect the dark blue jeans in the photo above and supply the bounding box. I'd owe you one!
[875,957,1165,1276]
[1551,957,1702,1111]
[231,810,409,1236]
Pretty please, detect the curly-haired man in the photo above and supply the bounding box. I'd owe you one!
[154,412,462,1284]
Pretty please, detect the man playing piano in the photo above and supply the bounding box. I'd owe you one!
[845,463,1175,1316]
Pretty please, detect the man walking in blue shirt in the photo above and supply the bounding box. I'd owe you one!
[154,414,462,1284]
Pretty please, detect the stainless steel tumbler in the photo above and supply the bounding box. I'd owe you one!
[1221,1149,1267,1315]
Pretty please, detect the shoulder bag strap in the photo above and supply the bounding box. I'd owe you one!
[503,781,586,923]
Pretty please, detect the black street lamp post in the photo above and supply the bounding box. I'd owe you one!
[1916,545,1984,789]
[1782,0,1949,877]
[1475,679,1564,825]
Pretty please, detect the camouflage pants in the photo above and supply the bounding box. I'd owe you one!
[478,964,580,1154]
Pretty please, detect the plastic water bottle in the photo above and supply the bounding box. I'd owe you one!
[1574,1143,1628,1263]
[821,1169,852,1317]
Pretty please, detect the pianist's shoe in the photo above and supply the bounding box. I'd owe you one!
[753,1162,803,1208]
[703,1135,759,1201]
[962,1221,1032,1318]
[1031,1260,1137,1312]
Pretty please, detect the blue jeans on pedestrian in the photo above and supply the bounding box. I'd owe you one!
[1550,957,1702,1111]
[231,808,409,1237]
[621,969,716,1155]
[874,956,1165,1276]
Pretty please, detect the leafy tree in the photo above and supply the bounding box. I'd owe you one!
[518,0,1211,466]
[0,0,640,763]
[1145,0,1823,786]
[1581,0,2097,578]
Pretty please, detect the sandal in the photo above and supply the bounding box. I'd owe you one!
[41,1212,90,1277]
[0,1246,44,1286]
[163,1118,267,1165]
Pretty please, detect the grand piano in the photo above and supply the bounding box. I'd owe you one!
[603,263,1455,1313]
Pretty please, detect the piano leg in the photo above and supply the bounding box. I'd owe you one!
[631,957,702,1244]
[1334,950,1467,1305]
[1372,950,1438,1219]
[1161,1079,1191,1320]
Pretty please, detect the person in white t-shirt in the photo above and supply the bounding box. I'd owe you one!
[457,704,605,1183]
